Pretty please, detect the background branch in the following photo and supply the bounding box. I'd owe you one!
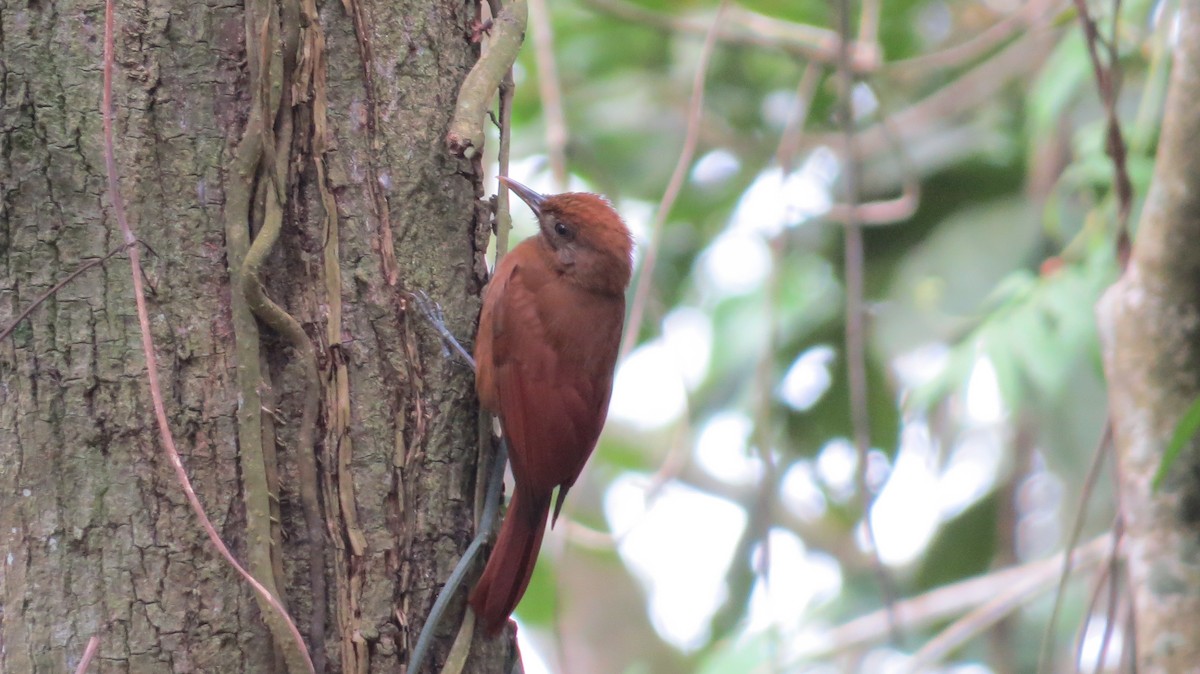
[620,0,728,359]
[584,0,879,70]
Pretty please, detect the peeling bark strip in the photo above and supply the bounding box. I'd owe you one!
[1,0,508,672]
[343,0,399,287]
[1097,0,1200,670]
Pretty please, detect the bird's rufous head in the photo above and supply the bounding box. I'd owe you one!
[501,177,634,296]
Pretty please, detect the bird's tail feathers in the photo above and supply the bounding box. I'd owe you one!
[469,487,551,636]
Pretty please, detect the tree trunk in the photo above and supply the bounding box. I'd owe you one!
[0,0,511,672]
[1097,0,1200,670]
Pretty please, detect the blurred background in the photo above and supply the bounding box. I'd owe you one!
[481,0,1155,670]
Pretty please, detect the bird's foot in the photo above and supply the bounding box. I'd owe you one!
[408,290,477,370]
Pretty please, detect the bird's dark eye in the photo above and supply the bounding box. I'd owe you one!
[554,222,572,238]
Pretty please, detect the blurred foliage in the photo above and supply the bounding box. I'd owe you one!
[491,0,1166,670]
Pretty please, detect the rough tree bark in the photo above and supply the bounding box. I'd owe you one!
[1097,0,1200,671]
[0,0,513,672]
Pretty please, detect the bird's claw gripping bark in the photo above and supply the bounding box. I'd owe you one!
[408,290,477,370]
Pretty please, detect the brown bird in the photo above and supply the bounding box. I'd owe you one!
[469,177,634,635]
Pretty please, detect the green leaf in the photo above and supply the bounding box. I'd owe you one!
[1153,395,1200,491]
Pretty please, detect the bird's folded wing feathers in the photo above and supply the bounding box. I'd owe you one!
[487,259,623,494]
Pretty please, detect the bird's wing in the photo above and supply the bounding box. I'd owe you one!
[486,252,623,497]
[473,249,517,413]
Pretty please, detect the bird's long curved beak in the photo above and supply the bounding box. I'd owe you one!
[499,177,545,218]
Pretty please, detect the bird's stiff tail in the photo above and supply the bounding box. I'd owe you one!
[469,487,551,636]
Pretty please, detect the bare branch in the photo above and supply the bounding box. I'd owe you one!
[790,534,1113,664]
[1038,422,1114,673]
[527,0,568,189]
[775,61,823,172]
[620,0,728,359]
[903,534,1118,671]
[888,0,1066,77]
[1071,0,1133,266]
[836,0,900,646]
[584,0,880,72]
[814,29,1058,165]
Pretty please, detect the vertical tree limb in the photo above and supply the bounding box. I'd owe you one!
[1096,0,1200,670]
[835,0,900,645]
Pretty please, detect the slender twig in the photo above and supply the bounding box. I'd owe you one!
[1073,543,1114,674]
[836,0,901,646]
[858,0,881,49]
[1094,522,1126,673]
[826,87,921,226]
[102,2,314,672]
[1121,590,1135,671]
[1094,521,1124,672]
[826,186,919,225]
[888,0,1065,77]
[73,635,101,674]
[0,242,135,342]
[836,0,869,473]
[1072,518,1124,674]
[1038,421,1114,674]
[1072,0,1133,266]
[813,29,1057,165]
[901,535,1117,672]
[775,62,823,172]
[495,15,516,261]
[583,0,878,71]
[792,533,1113,663]
[718,67,826,662]
[620,0,728,359]
[527,0,568,190]
[750,238,785,652]
[703,234,785,643]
